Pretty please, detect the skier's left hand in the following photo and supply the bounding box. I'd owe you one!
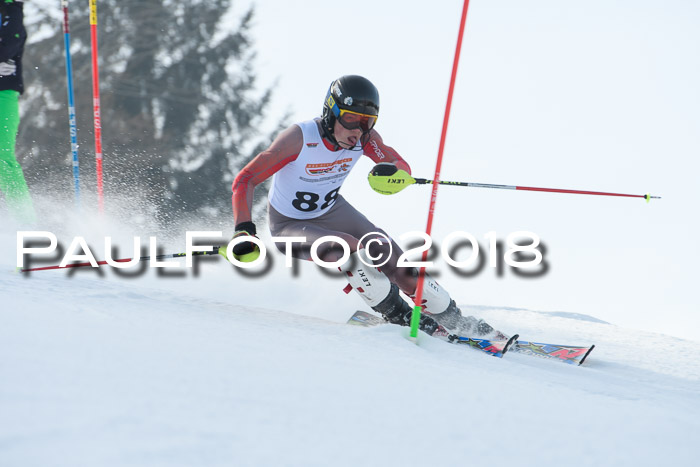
[219,221,261,262]
[368,162,415,195]
[0,61,17,76]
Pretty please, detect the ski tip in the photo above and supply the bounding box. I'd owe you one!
[347,310,386,327]
[578,344,596,366]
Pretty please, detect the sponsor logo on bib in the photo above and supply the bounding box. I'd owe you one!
[305,158,353,176]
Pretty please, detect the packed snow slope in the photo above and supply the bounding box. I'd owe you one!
[1,260,699,467]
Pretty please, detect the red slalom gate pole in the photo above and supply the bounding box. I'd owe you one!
[89,0,104,214]
[409,0,472,340]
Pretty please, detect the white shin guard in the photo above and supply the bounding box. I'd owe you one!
[414,274,452,315]
[339,251,392,307]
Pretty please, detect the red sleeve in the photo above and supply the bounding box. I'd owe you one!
[232,125,302,225]
[362,130,411,174]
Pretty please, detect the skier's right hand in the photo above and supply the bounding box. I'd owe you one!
[368,162,414,195]
[0,61,17,76]
[219,221,261,263]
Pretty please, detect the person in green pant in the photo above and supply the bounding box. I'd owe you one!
[1,0,35,224]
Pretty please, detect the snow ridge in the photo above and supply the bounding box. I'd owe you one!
[1,266,699,466]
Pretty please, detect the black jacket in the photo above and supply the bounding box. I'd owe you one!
[0,1,26,94]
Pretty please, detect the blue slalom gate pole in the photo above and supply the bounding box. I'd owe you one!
[61,0,81,208]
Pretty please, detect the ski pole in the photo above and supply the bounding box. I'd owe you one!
[412,178,661,202]
[19,248,222,273]
[372,171,661,202]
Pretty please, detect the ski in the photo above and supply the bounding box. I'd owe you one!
[512,341,595,366]
[347,310,385,327]
[347,310,594,364]
[347,310,518,358]
[455,334,519,358]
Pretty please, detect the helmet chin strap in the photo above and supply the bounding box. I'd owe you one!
[319,119,341,150]
[338,138,367,151]
[343,131,371,151]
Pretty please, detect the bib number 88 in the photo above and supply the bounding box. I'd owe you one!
[293,188,340,212]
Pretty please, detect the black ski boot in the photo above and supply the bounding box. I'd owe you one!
[373,284,454,340]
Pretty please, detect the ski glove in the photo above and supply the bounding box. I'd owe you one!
[219,221,261,263]
[0,61,17,76]
[368,162,415,195]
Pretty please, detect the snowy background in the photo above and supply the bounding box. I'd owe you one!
[2,0,700,465]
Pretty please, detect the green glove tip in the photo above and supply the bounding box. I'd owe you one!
[234,246,261,263]
[368,170,416,195]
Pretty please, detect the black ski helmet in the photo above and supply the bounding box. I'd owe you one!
[321,75,380,146]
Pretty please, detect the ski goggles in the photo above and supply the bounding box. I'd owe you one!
[336,109,378,132]
[328,95,377,132]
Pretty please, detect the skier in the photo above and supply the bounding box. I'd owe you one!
[225,75,504,341]
[0,0,35,224]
